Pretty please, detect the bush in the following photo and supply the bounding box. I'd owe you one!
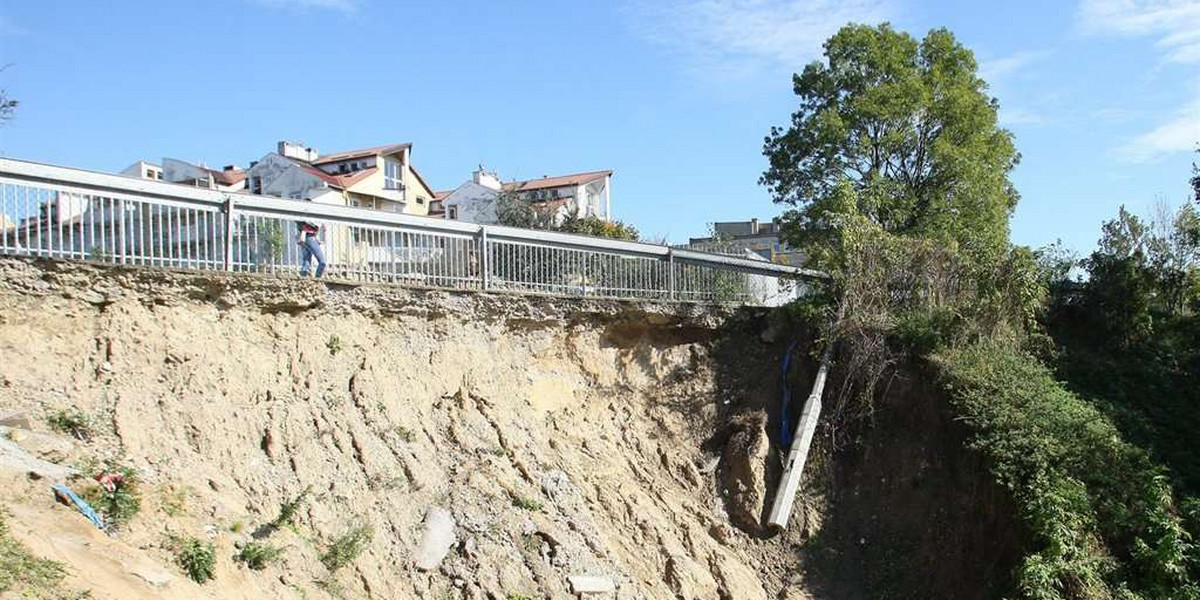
[320,524,372,572]
[81,463,141,528]
[937,342,1199,599]
[172,536,215,584]
[47,408,91,441]
[272,487,310,529]
[234,541,282,570]
[510,495,543,512]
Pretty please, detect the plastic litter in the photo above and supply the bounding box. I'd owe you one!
[52,484,105,530]
[779,340,798,448]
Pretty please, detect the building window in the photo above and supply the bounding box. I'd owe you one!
[339,163,349,174]
[416,196,425,205]
[384,159,403,190]
[448,206,458,220]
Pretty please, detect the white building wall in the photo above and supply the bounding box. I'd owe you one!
[441,182,500,224]
[246,154,332,201]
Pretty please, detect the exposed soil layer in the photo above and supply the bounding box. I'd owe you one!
[0,257,1021,600]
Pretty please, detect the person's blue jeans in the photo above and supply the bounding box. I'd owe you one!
[300,234,326,278]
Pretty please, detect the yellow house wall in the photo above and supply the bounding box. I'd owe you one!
[402,164,433,216]
[341,151,431,216]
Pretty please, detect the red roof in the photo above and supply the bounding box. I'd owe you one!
[433,190,452,201]
[207,168,246,186]
[288,157,376,189]
[503,170,611,193]
[311,143,410,166]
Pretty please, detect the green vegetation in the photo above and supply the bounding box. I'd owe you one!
[762,23,1019,274]
[260,221,285,262]
[762,21,1200,600]
[160,486,189,517]
[272,487,311,529]
[172,536,215,584]
[326,334,342,356]
[234,541,283,570]
[1042,198,1200,496]
[229,520,244,534]
[938,343,1197,599]
[315,577,347,598]
[0,510,69,598]
[510,494,543,512]
[47,408,91,441]
[81,463,141,528]
[496,189,639,241]
[393,425,415,443]
[320,524,372,572]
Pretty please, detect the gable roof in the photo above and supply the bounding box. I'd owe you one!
[410,166,435,197]
[433,190,453,201]
[503,170,612,193]
[311,143,410,166]
[286,157,376,189]
[207,167,245,186]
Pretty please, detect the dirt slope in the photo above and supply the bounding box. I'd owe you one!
[0,258,807,600]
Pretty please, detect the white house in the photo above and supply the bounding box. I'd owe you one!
[122,158,245,191]
[120,160,163,181]
[441,166,613,225]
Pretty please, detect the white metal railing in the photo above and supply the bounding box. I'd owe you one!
[0,158,824,305]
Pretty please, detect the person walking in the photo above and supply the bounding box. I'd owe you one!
[297,220,327,278]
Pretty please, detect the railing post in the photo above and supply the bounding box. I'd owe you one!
[480,225,490,291]
[223,196,234,272]
[117,198,127,265]
[668,247,675,301]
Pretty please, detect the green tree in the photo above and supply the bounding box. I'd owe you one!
[762,23,1019,268]
[0,91,14,124]
[495,189,556,231]
[557,214,639,241]
[495,189,639,241]
[0,65,16,124]
[1192,148,1199,203]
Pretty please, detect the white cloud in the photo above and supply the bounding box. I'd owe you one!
[1079,1,1200,161]
[1078,0,1200,64]
[0,16,31,36]
[251,0,359,12]
[979,50,1049,83]
[626,0,895,80]
[999,108,1045,126]
[1113,96,1200,162]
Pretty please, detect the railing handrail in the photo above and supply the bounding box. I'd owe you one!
[0,157,826,281]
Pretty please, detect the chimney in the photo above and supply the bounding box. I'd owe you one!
[472,165,502,191]
[278,141,319,162]
[750,218,759,235]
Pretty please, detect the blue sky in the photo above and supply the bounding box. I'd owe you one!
[1,0,1198,252]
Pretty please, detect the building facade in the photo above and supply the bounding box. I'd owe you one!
[687,218,803,265]
[440,167,613,225]
[244,141,435,216]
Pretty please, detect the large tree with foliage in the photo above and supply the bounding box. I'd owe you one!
[762,23,1020,267]
[761,23,1037,404]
